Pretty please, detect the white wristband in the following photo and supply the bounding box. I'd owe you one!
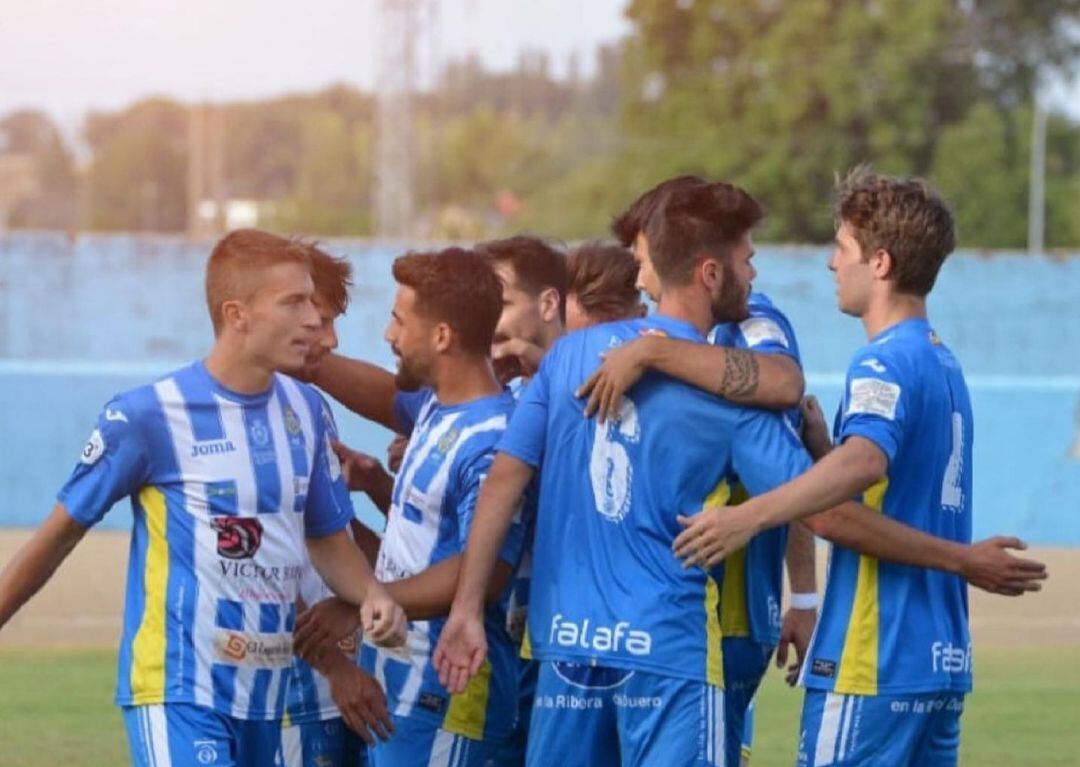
[790,592,820,610]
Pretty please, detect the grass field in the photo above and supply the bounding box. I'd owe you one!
[1,646,1079,766]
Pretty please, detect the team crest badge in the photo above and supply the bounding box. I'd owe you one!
[210,517,264,559]
[284,407,302,436]
[438,427,460,453]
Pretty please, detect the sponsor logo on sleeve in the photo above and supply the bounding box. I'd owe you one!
[846,377,901,420]
[739,317,790,349]
[859,357,887,373]
[80,429,106,465]
[105,408,128,423]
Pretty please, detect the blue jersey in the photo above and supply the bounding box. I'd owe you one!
[708,292,803,647]
[360,388,525,741]
[285,397,359,726]
[499,314,813,686]
[802,318,973,696]
[58,361,353,720]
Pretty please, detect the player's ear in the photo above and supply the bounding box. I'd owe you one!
[538,287,561,324]
[432,321,453,354]
[872,248,894,280]
[700,257,721,291]
[220,299,247,332]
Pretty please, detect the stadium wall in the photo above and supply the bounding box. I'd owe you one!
[1,233,1078,543]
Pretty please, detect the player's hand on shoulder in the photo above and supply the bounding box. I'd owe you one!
[326,660,393,745]
[576,337,652,424]
[960,536,1048,596]
[673,502,760,569]
[799,395,832,459]
[386,434,408,474]
[433,608,488,695]
[294,597,363,662]
[361,584,407,648]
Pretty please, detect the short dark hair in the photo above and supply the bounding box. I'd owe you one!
[610,175,706,247]
[646,182,764,287]
[835,167,956,296]
[567,242,641,323]
[205,229,312,335]
[392,247,503,355]
[304,242,352,316]
[475,235,568,320]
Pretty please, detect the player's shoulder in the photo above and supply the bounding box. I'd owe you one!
[104,361,200,424]
[850,320,934,381]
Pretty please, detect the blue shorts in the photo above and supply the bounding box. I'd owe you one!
[722,637,773,766]
[526,661,726,767]
[488,657,537,767]
[122,703,281,767]
[367,713,487,767]
[798,690,964,766]
[281,717,369,767]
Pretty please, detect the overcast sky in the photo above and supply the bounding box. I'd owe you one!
[0,0,630,127]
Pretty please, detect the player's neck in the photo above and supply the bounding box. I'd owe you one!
[204,342,274,395]
[861,293,927,339]
[656,289,714,337]
[432,355,502,406]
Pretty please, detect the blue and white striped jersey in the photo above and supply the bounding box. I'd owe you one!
[58,361,353,721]
[360,387,525,741]
[285,397,358,725]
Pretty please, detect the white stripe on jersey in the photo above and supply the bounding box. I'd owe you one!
[147,705,171,767]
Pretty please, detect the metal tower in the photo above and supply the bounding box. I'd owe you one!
[375,0,436,239]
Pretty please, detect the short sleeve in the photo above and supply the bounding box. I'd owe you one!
[496,356,552,469]
[733,302,800,363]
[57,397,151,528]
[303,402,355,538]
[393,389,433,434]
[731,409,813,497]
[837,348,910,464]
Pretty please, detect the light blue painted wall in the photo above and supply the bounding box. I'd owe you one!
[1,233,1078,542]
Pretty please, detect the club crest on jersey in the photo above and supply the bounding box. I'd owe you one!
[438,427,460,453]
[249,418,270,447]
[284,407,302,436]
[211,517,264,559]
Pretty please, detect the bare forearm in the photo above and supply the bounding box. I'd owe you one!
[453,455,533,613]
[349,519,382,567]
[0,504,87,629]
[388,556,512,621]
[307,530,379,607]
[804,502,964,576]
[314,354,399,431]
[785,521,817,594]
[753,438,885,531]
[647,339,803,410]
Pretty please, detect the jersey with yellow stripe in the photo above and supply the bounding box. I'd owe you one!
[709,291,804,647]
[360,388,525,741]
[58,361,354,720]
[498,314,813,686]
[801,318,973,696]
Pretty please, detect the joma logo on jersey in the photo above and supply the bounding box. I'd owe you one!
[211,517,263,559]
[931,641,972,673]
[191,439,237,457]
[549,614,652,656]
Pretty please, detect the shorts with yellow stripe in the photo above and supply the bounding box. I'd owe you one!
[525,661,727,767]
[797,690,963,767]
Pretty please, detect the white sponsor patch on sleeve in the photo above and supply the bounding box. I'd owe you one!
[846,377,901,420]
[325,432,342,481]
[739,317,789,349]
[80,429,106,465]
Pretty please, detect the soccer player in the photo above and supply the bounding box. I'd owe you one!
[437,181,816,767]
[281,244,391,767]
[564,242,645,330]
[602,177,818,765]
[671,169,1049,765]
[292,248,525,767]
[0,229,405,767]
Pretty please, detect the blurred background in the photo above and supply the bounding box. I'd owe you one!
[1,3,1079,764]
